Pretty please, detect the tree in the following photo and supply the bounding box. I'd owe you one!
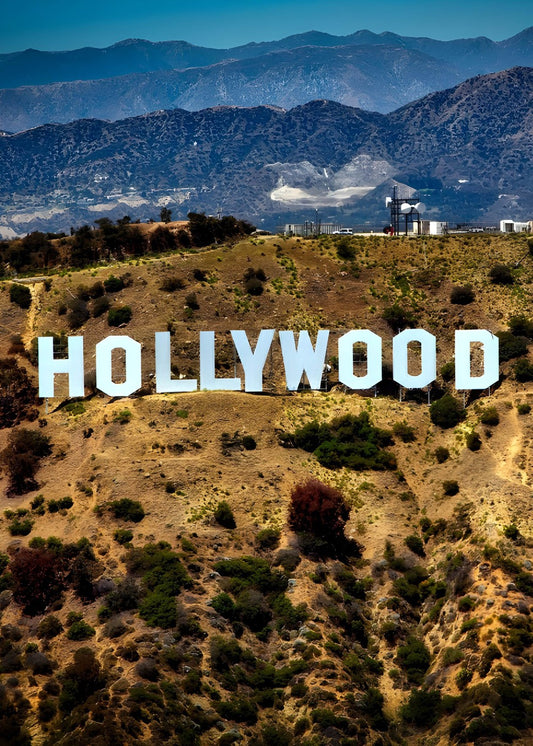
[214,500,236,529]
[22,230,58,268]
[70,224,98,266]
[1,428,52,494]
[0,358,38,428]
[288,479,349,543]
[429,394,465,429]
[9,283,31,309]
[160,207,172,223]
[150,225,177,253]
[10,547,65,615]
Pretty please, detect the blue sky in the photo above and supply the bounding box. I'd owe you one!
[0,0,531,53]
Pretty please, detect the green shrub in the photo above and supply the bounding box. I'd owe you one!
[8,517,33,536]
[183,669,202,693]
[382,303,418,331]
[242,435,256,450]
[405,535,425,557]
[479,643,501,676]
[311,707,348,730]
[108,305,132,326]
[214,500,236,529]
[66,611,83,626]
[466,431,481,451]
[456,667,473,689]
[104,275,125,292]
[255,527,281,550]
[393,573,427,607]
[489,263,513,284]
[460,617,479,633]
[38,697,57,722]
[503,524,519,540]
[333,566,367,599]
[509,315,533,338]
[10,283,31,309]
[480,406,499,426]
[211,592,236,619]
[443,480,459,496]
[57,496,73,510]
[210,635,245,671]
[92,294,110,317]
[400,689,442,727]
[47,499,60,513]
[180,537,197,553]
[497,331,528,361]
[113,409,132,424]
[283,412,395,471]
[114,528,133,545]
[271,593,307,630]
[442,647,464,666]
[395,636,431,684]
[336,237,356,260]
[37,615,63,639]
[214,555,287,594]
[517,402,531,415]
[430,394,465,428]
[440,361,454,381]
[66,620,95,640]
[127,542,191,620]
[109,498,144,522]
[450,285,475,304]
[215,695,258,724]
[160,275,186,292]
[458,595,476,611]
[435,446,450,463]
[393,421,416,442]
[139,590,177,628]
[515,358,533,381]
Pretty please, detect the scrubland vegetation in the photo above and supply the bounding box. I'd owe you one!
[0,228,531,743]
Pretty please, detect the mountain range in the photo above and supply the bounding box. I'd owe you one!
[0,67,531,236]
[0,28,532,131]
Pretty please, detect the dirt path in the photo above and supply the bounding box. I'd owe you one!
[487,406,529,486]
[22,281,46,350]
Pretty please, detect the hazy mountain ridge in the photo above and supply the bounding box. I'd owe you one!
[0,27,532,132]
[0,68,531,235]
[1,27,531,88]
[0,45,464,132]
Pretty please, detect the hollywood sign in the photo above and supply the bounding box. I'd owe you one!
[37,329,499,398]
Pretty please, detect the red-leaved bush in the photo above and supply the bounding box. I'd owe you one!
[288,478,350,542]
[10,547,66,615]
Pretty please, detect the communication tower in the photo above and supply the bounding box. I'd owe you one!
[385,186,426,235]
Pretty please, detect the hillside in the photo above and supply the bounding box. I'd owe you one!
[0,231,532,744]
[0,67,532,237]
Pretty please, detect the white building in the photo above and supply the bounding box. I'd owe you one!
[500,219,531,233]
[421,220,448,235]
